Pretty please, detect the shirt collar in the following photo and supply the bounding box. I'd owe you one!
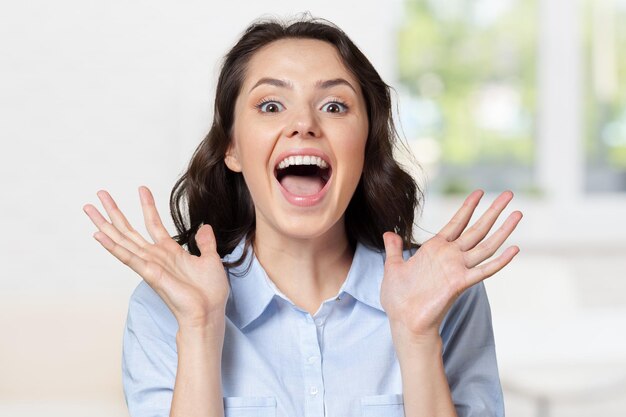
[340,241,386,312]
[223,237,387,330]
[223,238,277,330]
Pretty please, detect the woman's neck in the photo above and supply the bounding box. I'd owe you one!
[252,219,355,316]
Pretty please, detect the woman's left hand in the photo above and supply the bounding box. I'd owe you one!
[380,190,522,341]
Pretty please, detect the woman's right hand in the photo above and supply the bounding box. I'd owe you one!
[83,186,229,330]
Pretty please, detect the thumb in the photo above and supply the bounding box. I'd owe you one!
[383,231,404,265]
[195,223,218,257]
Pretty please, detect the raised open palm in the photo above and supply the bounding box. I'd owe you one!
[83,186,229,329]
[380,190,522,338]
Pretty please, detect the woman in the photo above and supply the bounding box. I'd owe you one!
[83,17,522,417]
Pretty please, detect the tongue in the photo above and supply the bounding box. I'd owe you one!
[280,175,325,196]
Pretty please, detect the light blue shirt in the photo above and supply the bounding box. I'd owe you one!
[122,238,504,417]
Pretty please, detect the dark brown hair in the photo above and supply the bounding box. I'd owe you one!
[170,16,421,267]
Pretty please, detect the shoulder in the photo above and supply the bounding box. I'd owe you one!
[126,280,178,341]
[447,281,490,319]
[440,281,494,351]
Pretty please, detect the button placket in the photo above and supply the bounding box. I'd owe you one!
[299,312,325,417]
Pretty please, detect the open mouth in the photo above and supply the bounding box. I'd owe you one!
[274,157,332,197]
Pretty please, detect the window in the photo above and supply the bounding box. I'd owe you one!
[397,0,538,195]
[584,0,626,192]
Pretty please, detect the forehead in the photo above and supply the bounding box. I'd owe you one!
[242,38,359,88]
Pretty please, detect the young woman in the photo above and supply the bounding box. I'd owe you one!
[83,17,522,417]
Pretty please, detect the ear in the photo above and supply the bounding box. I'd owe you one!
[224,144,242,173]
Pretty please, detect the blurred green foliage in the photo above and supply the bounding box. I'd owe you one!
[397,0,626,193]
[582,0,626,170]
[397,0,537,166]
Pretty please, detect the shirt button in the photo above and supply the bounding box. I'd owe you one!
[309,386,319,395]
[315,319,324,327]
[307,355,318,364]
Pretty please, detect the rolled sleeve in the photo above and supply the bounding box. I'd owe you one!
[440,282,504,417]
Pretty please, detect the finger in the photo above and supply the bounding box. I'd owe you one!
[83,203,143,254]
[196,224,218,257]
[93,230,156,281]
[465,245,520,286]
[96,190,149,247]
[138,186,171,243]
[464,211,523,268]
[383,231,404,265]
[455,190,514,251]
[437,190,484,241]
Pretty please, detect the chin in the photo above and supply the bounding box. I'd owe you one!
[272,213,343,241]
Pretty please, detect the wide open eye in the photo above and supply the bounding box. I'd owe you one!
[321,101,348,113]
[257,100,285,113]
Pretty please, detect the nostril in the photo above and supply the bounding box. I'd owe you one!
[287,130,319,138]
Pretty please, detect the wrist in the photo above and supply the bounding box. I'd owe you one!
[177,316,226,345]
[176,302,227,332]
[389,321,443,359]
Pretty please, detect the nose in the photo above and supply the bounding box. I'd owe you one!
[285,107,321,139]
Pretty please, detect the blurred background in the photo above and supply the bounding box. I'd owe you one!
[0,0,624,416]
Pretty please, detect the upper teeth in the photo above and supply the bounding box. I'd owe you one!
[277,155,329,170]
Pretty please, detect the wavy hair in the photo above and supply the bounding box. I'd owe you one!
[170,16,422,268]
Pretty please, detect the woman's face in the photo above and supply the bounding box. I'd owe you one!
[226,38,369,241]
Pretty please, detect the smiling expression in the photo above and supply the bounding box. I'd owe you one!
[225,38,369,240]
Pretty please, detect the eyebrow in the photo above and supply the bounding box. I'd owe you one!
[315,78,357,93]
[248,77,357,94]
[249,78,293,92]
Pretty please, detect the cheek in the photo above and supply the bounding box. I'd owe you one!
[233,122,275,170]
[339,122,367,168]
[231,123,279,202]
